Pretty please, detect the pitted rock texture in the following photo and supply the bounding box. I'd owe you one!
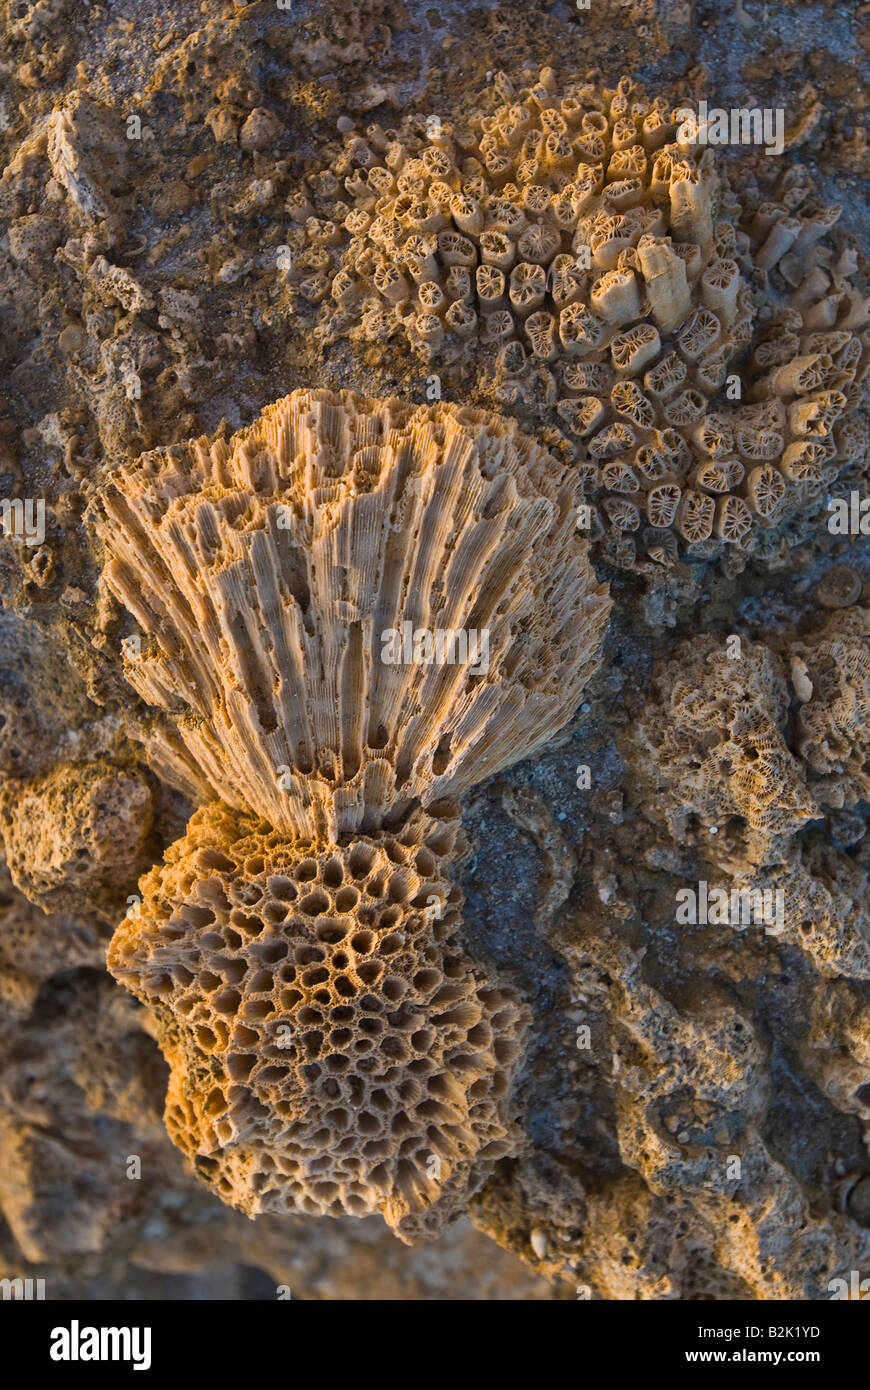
[0,852,104,1020]
[0,759,156,923]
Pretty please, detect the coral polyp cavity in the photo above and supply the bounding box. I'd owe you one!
[290,70,870,571]
[92,388,610,1239]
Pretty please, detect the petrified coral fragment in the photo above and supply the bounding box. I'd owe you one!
[93,389,609,1239]
[92,388,611,841]
[792,607,870,810]
[45,93,128,225]
[108,801,529,1241]
[302,71,869,567]
[750,834,870,980]
[633,635,820,870]
[814,565,863,611]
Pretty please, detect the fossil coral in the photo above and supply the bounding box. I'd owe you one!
[750,834,870,981]
[295,70,870,568]
[94,388,609,840]
[91,388,610,1239]
[630,615,870,986]
[108,801,527,1241]
[792,606,870,810]
[633,634,821,870]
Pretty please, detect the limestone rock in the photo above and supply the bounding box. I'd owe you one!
[0,760,156,923]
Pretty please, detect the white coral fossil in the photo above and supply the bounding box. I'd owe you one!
[91,388,611,1240]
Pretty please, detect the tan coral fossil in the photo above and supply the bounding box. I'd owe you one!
[298,71,870,567]
[94,388,610,841]
[108,801,528,1241]
[633,634,820,870]
[92,388,611,1239]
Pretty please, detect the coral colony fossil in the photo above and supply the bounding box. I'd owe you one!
[293,71,869,572]
[91,388,610,1239]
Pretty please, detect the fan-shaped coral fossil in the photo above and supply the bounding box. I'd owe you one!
[293,71,870,569]
[91,388,611,1239]
[94,389,610,840]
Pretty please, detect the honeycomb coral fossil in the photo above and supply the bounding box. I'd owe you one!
[299,72,870,568]
[93,388,611,841]
[93,388,610,1239]
[108,802,529,1241]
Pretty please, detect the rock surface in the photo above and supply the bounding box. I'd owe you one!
[0,0,869,1301]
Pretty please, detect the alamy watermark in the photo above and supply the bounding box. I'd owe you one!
[828,1270,869,1299]
[828,492,870,535]
[1,1276,45,1300]
[676,881,785,935]
[676,101,784,156]
[50,1322,151,1370]
[0,497,45,545]
[380,621,490,676]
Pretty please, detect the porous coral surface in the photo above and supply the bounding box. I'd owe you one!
[110,801,528,1241]
[1,0,870,1305]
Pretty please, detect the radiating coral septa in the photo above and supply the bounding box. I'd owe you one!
[91,389,611,841]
